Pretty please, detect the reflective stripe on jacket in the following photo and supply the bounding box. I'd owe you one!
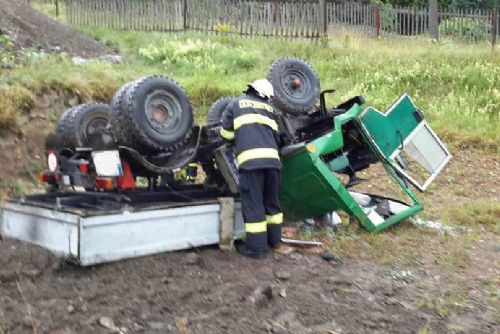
[220,94,281,170]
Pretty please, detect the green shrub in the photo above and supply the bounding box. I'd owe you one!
[439,17,491,42]
[214,22,232,34]
[0,34,15,68]
[380,3,398,33]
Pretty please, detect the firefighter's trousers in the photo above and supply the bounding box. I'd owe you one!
[239,168,283,254]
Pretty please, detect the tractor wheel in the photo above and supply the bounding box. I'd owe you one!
[56,103,111,148]
[111,76,194,152]
[110,80,137,147]
[56,105,78,144]
[267,57,320,116]
[206,96,235,125]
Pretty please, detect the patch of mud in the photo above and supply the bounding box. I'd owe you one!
[0,238,496,334]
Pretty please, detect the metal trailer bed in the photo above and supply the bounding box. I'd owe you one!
[1,189,244,266]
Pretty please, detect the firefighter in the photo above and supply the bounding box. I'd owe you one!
[220,79,283,259]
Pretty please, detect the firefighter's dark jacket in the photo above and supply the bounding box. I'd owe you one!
[220,94,282,170]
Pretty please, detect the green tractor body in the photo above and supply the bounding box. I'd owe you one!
[279,94,451,232]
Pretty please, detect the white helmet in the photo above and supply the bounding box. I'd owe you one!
[248,79,274,99]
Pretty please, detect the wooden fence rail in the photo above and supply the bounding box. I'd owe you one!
[61,0,499,44]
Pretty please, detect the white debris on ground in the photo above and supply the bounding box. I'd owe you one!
[411,216,454,235]
[72,56,88,65]
[324,211,343,226]
[349,191,371,206]
[99,54,123,63]
[72,54,122,65]
[390,270,414,283]
[303,218,315,225]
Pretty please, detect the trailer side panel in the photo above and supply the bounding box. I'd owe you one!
[1,203,79,258]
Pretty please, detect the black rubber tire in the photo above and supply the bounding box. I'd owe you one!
[267,57,320,116]
[111,76,194,152]
[56,105,78,146]
[206,96,235,125]
[110,80,137,147]
[56,103,111,148]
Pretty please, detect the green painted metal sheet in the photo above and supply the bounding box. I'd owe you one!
[279,100,425,233]
[279,146,371,226]
[359,94,421,159]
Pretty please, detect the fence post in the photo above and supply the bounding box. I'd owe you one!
[319,0,327,35]
[492,8,498,48]
[374,4,381,37]
[183,0,188,30]
[429,0,438,39]
[273,0,279,23]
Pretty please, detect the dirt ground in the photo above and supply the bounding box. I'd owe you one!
[0,0,110,57]
[0,235,497,334]
[0,133,499,334]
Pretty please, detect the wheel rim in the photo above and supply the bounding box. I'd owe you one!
[85,116,109,141]
[145,90,182,134]
[279,67,311,101]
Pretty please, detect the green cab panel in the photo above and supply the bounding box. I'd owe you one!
[358,94,452,191]
[278,98,427,232]
[358,94,422,159]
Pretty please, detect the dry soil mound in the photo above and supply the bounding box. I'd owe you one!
[0,0,111,57]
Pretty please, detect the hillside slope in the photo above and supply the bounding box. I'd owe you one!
[0,0,110,56]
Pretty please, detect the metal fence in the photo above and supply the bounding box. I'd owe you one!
[60,0,499,44]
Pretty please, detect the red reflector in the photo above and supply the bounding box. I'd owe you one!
[47,151,58,172]
[96,177,114,190]
[38,172,48,183]
[79,163,89,173]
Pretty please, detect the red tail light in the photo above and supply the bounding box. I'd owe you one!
[79,162,89,173]
[95,177,114,190]
[117,161,136,190]
[38,172,55,184]
[38,172,48,183]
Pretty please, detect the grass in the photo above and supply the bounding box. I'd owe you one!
[0,85,36,132]
[0,28,498,151]
[323,221,436,267]
[414,285,470,319]
[311,196,499,270]
[444,200,500,234]
[417,326,433,334]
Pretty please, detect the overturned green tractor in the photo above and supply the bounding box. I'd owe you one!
[43,57,451,232]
